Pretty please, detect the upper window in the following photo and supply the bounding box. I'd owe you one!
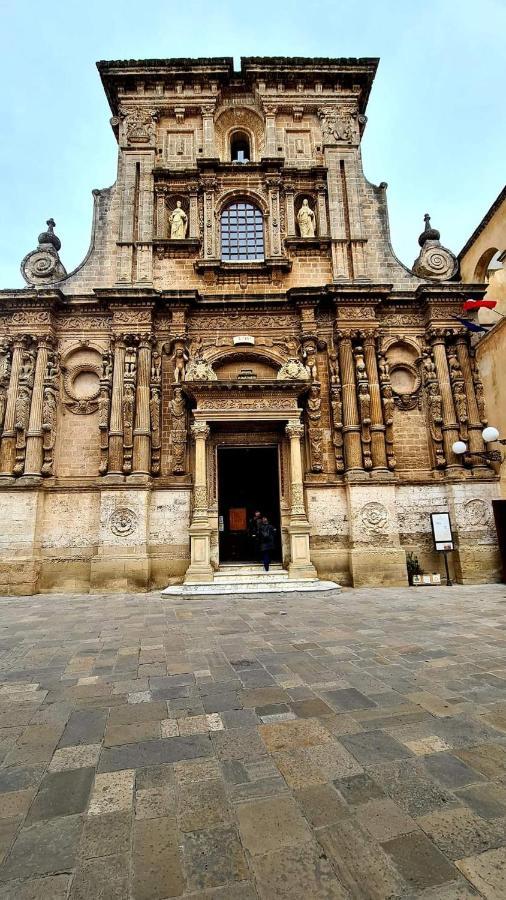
[221,202,264,262]
[231,132,250,163]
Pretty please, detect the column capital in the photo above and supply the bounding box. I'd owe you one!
[286,421,304,440]
[191,422,210,441]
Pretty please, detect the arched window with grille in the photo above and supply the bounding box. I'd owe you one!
[220,201,264,262]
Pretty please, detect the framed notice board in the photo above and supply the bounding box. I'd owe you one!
[229,508,247,532]
[430,513,454,552]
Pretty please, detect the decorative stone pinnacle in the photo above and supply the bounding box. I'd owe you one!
[418,213,440,247]
[38,218,61,252]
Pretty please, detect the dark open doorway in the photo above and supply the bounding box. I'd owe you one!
[218,446,281,564]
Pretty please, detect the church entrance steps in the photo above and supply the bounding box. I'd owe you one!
[161,566,341,596]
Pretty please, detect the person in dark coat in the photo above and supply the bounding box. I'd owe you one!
[258,516,276,571]
[248,510,262,553]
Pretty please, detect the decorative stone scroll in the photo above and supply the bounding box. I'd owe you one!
[21,219,67,286]
[412,214,457,281]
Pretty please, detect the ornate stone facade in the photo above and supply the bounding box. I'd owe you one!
[0,56,501,593]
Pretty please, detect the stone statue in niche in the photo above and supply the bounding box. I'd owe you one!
[297,199,316,238]
[328,349,339,383]
[170,386,187,474]
[302,338,318,381]
[171,342,189,383]
[380,382,397,471]
[306,383,321,422]
[169,201,188,239]
[149,385,162,476]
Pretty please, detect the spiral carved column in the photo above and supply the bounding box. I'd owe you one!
[337,331,363,474]
[363,334,388,471]
[24,337,52,477]
[0,339,24,476]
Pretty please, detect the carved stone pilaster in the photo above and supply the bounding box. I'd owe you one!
[305,383,323,473]
[420,348,445,469]
[98,349,113,476]
[447,343,469,443]
[132,335,152,476]
[337,331,363,473]
[354,345,372,470]
[122,340,138,475]
[429,329,461,472]
[363,334,388,471]
[23,335,54,477]
[149,348,162,477]
[107,336,126,475]
[0,337,30,477]
[378,351,397,471]
[170,386,188,475]
[41,351,59,477]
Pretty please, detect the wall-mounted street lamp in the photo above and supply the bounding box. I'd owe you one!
[452,426,506,464]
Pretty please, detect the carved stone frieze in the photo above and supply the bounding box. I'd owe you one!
[318,106,358,144]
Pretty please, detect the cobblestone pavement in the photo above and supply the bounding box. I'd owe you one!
[1,585,506,899]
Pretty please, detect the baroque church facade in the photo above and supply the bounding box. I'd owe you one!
[0,56,501,594]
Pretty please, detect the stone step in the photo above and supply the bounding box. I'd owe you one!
[161,579,341,597]
[214,567,289,583]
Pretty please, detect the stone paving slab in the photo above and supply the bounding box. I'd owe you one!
[0,584,506,897]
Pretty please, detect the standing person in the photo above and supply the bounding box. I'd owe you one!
[249,510,262,542]
[258,516,276,572]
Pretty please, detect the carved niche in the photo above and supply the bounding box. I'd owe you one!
[61,345,104,415]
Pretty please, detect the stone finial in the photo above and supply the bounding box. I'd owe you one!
[418,213,440,247]
[21,217,67,286]
[37,218,62,252]
[412,213,457,281]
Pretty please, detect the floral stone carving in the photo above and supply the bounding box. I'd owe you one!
[109,507,138,536]
[277,358,309,381]
[359,501,389,532]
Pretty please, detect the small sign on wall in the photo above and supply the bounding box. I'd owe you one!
[430,512,454,552]
[233,335,255,345]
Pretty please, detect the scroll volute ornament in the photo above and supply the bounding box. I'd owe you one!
[412,214,458,281]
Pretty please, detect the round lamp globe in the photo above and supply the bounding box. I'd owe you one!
[482,426,500,443]
[452,441,468,455]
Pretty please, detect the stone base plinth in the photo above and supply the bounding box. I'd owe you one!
[350,548,409,587]
[90,555,150,592]
[453,546,502,584]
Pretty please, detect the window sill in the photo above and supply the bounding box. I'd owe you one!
[194,257,292,274]
[285,237,331,250]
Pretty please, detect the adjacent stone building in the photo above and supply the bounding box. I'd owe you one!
[0,56,501,594]
[459,186,506,497]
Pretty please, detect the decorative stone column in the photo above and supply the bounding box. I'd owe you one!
[188,184,199,239]
[132,335,152,477]
[286,420,318,580]
[429,330,462,474]
[263,104,277,157]
[363,333,389,472]
[155,188,166,239]
[284,184,295,236]
[201,105,216,158]
[184,422,213,583]
[316,181,328,236]
[0,338,24,477]
[202,178,217,259]
[23,336,52,478]
[455,334,487,463]
[107,336,126,476]
[267,178,282,257]
[337,331,364,477]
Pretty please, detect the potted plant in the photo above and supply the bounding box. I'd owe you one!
[406,551,423,586]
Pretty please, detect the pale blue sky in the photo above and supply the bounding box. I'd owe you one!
[1,0,505,287]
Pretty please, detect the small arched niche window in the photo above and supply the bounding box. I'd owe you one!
[221,201,264,262]
[230,132,250,163]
